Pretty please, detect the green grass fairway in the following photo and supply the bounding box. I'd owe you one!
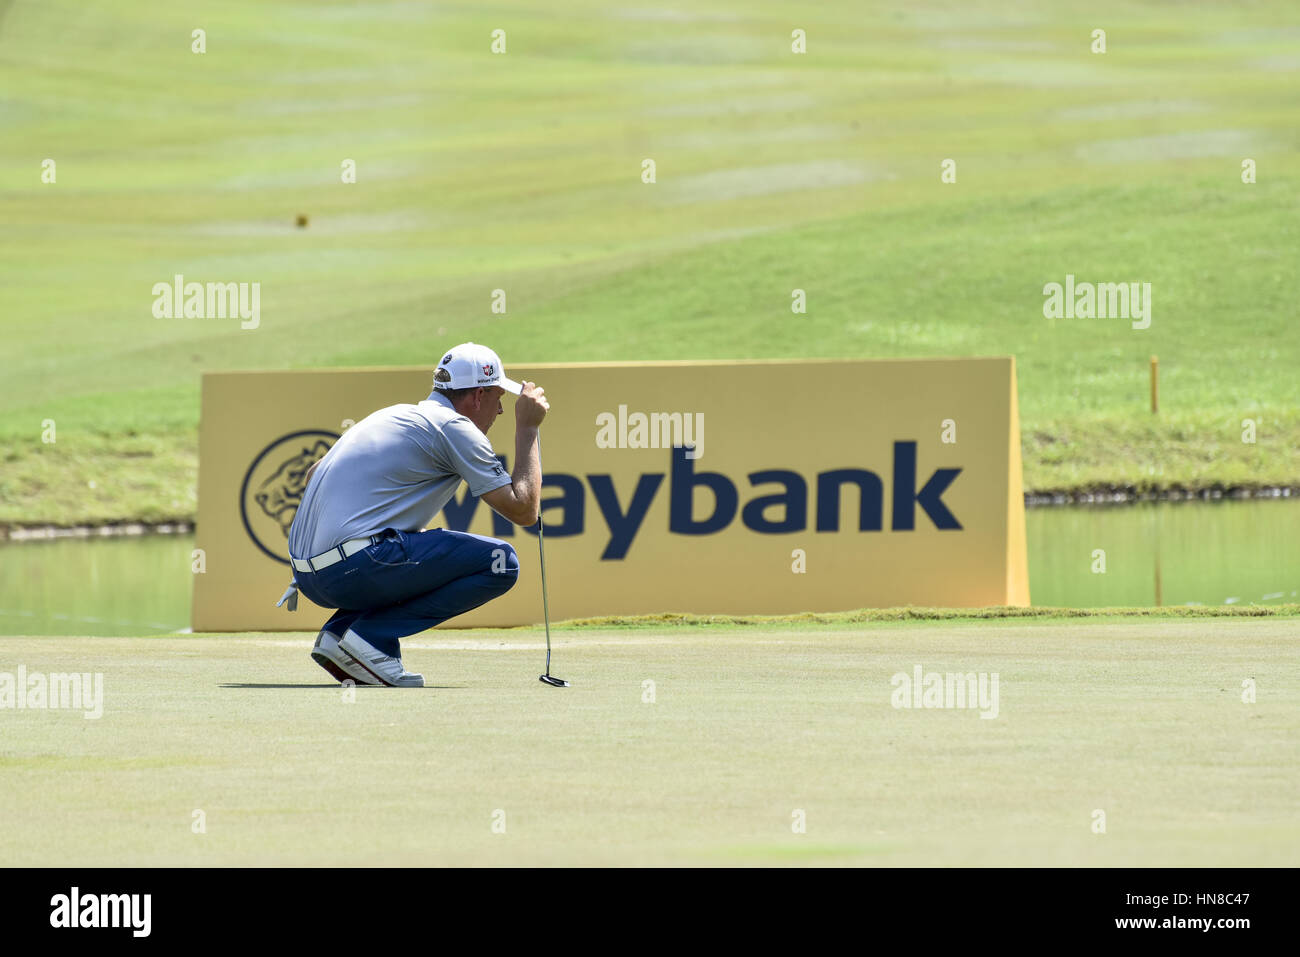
[3,1,1300,525]
[2,616,1296,866]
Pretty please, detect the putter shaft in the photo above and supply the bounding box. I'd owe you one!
[539,514,552,674]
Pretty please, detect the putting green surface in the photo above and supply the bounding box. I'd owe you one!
[2,616,1296,866]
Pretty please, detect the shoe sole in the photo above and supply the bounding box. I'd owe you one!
[337,636,424,688]
[311,636,380,686]
[311,650,374,684]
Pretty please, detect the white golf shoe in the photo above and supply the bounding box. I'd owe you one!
[311,630,380,686]
[337,630,425,688]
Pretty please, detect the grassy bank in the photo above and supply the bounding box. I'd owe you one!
[5,410,1299,529]
[2,1,1298,525]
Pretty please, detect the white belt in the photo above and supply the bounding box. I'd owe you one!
[291,535,383,573]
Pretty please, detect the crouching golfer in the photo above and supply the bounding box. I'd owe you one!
[284,342,548,687]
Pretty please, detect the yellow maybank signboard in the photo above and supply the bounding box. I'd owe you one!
[192,358,1028,630]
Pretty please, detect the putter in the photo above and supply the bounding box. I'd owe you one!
[536,514,569,687]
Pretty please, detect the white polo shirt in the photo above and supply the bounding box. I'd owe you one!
[287,391,512,560]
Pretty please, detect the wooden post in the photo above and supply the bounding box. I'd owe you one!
[1150,356,1158,413]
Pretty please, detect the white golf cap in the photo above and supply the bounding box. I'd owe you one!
[432,342,522,395]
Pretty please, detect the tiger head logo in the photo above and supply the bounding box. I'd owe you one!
[254,440,330,535]
[240,430,340,564]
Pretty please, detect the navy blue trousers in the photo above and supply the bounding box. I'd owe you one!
[294,528,519,658]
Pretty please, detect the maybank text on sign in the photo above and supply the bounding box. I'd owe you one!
[192,358,1028,630]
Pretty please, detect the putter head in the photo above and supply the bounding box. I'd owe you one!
[539,674,570,688]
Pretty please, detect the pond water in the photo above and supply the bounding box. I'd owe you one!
[0,500,1296,635]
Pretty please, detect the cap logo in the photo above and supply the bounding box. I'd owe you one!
[441,354,453,365]
[482,363,495,377]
